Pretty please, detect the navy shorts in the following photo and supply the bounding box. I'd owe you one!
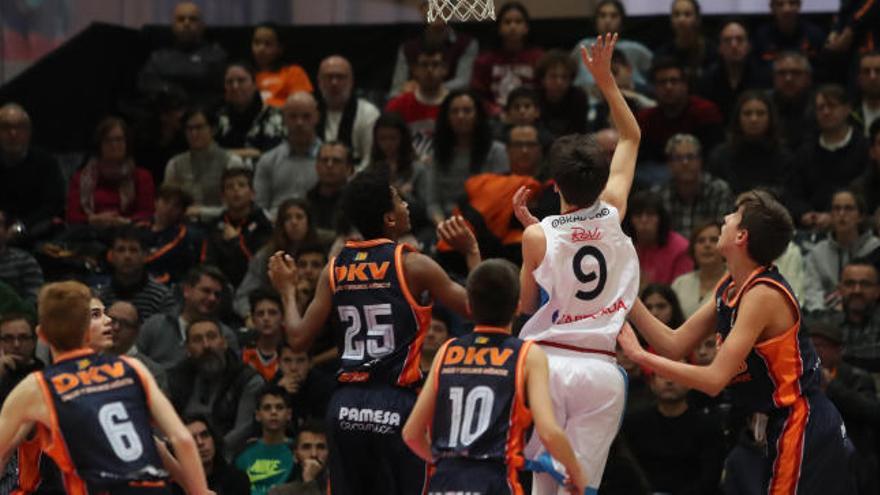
[427,458,521,495]
[326,383,426,495]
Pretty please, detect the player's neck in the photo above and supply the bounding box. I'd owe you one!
[559,198,592,215]
[50,346,93,363]
[727,254,763,291]
[474,325,511,334]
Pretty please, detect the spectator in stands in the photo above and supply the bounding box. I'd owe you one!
[803,189,880,312]
[133,87,188,185]
[0,281,30,319]
[591,49,657,131]
[500,87,547,141]
[67,117,156,228]
[168,317,264,446]
[288,244,328,318]
[0,209,43,308]
[791,84,870,229]
[307,142,355,236]
[242,290,285,382]
[420,307,452,373]
[825,0,880,61]
[637,57,724,164]
[708,90,792,197]
[178,416,251,495]
[470,2,543,116]
[268,421,330,495]
[164,107,246,222]
[255,92,322,218]
[535,50,589,140]
[852,120,880,216]
[625,190,693,285]
[235,199,322,318]
[653,133,733,238]
[97,226,176,321]
[427,89,509,223]
[641,283,686,329]
[0,103,65,240]
[252,22,313,108]
[138,265,240,369]
[698,20,771,120]
[836,260,880,373]
[235,386,295,495]
[140,184,201,284]
[275,345,333,428]
[385,42,448,162]
[216,62,285,162]
[367,112,430,218]
[573,0,652,90]
[389,0,478,97]
[752,0,826,66]
[623,369,725,495]
[201,168,273,288]
[672,220,726,317]
[654,0,716,81]
[855,51,880,136]
[106,301,168,392]
[769,51,815,151]
[316,55,380,169]
[0,314,41,404]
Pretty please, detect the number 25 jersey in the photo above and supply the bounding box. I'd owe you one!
[519,201,639,353]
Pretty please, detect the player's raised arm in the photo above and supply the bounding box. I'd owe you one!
[269,251,332,352]
[584,33,641,218]
[628,297,717,360]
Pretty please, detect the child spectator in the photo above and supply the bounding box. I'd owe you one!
[139,184,201,285]
[242,289,285,382]
[235,386,296,495]
[252,23,313,108]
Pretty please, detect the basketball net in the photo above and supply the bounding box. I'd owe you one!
[426,0,496,22]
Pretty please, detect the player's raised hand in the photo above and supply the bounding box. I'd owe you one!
[513,185,539,227]
[580,32,618,87]
[268,250,299,292]
[616,322,647,365]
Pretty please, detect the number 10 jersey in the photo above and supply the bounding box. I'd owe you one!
[519,201,639,354]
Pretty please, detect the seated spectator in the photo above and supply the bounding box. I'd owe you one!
[274,345,333,429]
[216,62,285,162]
[201,168,273,287]
[268,421,330,495]
[235,386,295,495]
[535,50,589,140]
[803,190,880,312]
[164,107,246,222]
[307,142,355,236]
[252,22,313,108]
[137,1,226,107]
[623,369,725,495]
[752,0,826,67]
[316,55,380,169]
[96,226,176,322]
[175,416,251,495]
[389,0,478,97]
[637,57,724,164]
[0,209,43,308]
[791,85,870,230]
[625,191,693,285]
[419,306,452,374]
[0,103,65,240]
[825,0,880,62]
[132,87,188,185]
[0,314,42,403]
[235,199,322,319]
[573,0,652,89]
[672,220,726,317]
[242,290,285,382]
[254,92,322,218]
[826,260,880,376]
[856,51,880,136]
[708,90,792,197]
[470,2,543,116]
[168,317,265,446]
[427,89,509,223]
[852,120,880,216]
[590,49,657,131]
[641,283,686,329]
[139,184,201,285]
[499,87,553,148]
[106,301,168,392]
[653,0,716,81]
[697,19,771,120]
[0,281,31,319]
[66,117,156,228]
[385,42,448,162]
[138,265,240,369]
[769,51,815,151]
[653,133,733,238]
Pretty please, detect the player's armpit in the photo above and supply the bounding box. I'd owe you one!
[404,252,469,317]
[518,224,546,316]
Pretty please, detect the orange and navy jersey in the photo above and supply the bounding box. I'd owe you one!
[714,266,821,413]
[242,347,280,382]
[329,239,432,388]
[34,350,168,494]
[430,328,532,468]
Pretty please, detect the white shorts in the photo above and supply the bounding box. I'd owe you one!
[525,346,627,494]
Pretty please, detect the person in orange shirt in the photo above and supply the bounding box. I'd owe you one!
[252,23,313,108]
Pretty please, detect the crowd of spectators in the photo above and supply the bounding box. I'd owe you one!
[2,0,880,493]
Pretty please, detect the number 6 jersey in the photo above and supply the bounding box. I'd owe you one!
[34,350,168,494]
[519,201,639,353]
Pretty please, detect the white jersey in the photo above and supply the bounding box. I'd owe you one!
[520,201,639,353]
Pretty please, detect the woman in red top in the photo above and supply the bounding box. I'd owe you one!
[66,117,155,227]
[624,190,694,285]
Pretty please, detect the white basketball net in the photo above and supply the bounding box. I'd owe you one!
[427,0,496,22]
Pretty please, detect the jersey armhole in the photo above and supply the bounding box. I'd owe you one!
[395,243,431,311]
[328,256,337,293]
[32,373,78,476]
[748,278,802,348]
[119,356,154,410]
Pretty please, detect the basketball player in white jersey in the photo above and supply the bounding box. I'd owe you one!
[513,33,640,495]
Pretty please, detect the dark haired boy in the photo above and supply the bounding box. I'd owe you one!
[242,289,285,381]
[235,386,295,495]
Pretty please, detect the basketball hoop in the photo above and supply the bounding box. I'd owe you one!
[427,0,495,22]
